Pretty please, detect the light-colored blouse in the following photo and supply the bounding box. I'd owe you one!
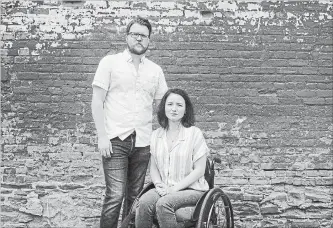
[150,125,210,191]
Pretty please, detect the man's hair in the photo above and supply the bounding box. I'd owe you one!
[157,88,195,129]
[126,16,152,38]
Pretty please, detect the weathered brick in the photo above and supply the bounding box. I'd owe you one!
[244,193,263,202]
[303,98,326,105]
[1,1,332,227]
[290,220,320,228]
[17,47,29,56]
[6,25,29,32]
[297,67,318,75]
[3,145,26,153]
[296,90,317,97]
[289,59,309,67]
[319,68,333,75]
[316,90,333,98]
[1,32,15,40]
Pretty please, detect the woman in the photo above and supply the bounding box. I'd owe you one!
[135,88,210,228]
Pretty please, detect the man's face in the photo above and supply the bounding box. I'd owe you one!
[126,23,150,55]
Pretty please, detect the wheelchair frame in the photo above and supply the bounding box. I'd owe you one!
[120,157,234,228]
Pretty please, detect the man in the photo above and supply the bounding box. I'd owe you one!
[91,17,168,228]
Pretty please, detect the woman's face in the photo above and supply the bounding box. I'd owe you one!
[165,93,186,123]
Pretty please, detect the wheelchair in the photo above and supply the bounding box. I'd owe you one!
[120,157,234,228]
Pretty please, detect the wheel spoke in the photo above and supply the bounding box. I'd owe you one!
[205,194,228,228]
[197,188,233,228]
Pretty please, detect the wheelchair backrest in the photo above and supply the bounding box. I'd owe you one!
[204,158,215,189]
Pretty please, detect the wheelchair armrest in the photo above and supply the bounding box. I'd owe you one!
[137,182,155,198]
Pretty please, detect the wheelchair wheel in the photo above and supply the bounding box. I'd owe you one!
[196,188,233,228]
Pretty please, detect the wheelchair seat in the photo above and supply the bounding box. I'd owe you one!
[120,157,234,228]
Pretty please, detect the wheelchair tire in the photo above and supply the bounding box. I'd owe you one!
[195,188,233,228]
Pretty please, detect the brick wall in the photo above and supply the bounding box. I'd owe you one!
[1,0,332,227]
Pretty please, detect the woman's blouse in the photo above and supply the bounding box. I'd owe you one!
[150,125,210,191]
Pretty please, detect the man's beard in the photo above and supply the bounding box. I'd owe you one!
[128,43,148,55]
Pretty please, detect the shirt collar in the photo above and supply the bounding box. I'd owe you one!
[123,49,146,64]
[158,125,186,141]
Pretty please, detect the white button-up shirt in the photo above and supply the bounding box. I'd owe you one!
[92,50,168,147]
[151,126,210,191]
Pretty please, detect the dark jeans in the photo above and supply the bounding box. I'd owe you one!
[100,133,150,228]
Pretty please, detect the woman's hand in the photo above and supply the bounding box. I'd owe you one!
[155,182,168,196]
[155,183,179,196]
[166,186,177,195]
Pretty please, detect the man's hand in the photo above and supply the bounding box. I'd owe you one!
[98,136,113,157]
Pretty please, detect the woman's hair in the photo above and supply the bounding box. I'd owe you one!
[157,88,195,129]
[126,16,152,38]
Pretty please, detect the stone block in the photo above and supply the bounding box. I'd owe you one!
[261,203,280,214]
[233,201,260,216]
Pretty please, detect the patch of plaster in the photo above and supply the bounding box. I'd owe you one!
[231,117,247,138]
[319,12,333,20]
[3,41,13,48]
[287,12,304,27]
[50,41,60,48]
[19,192,43,216]
[319,137,332,145]
[35,43,44,49]
[247,3,261,11]
[216,1,238,11]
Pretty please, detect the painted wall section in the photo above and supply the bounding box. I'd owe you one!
[1,0,332,227]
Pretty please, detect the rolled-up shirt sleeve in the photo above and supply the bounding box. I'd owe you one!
[154,67,168,99]
[192,128,210,163]
[92,56,111,91]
